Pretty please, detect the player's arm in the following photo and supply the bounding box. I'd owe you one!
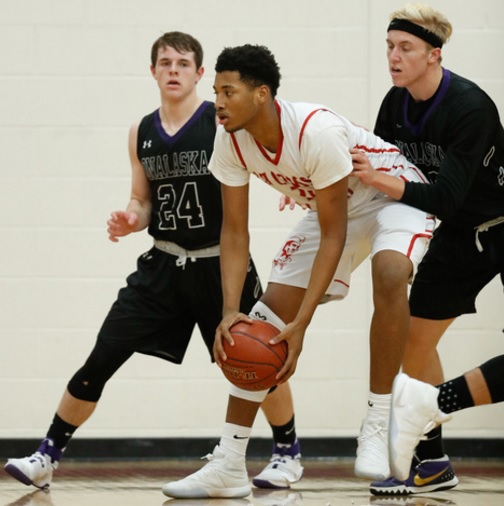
[351,147,406,200]
[273,177,348,381]
[107,123,152,242]
[214,182,253,366]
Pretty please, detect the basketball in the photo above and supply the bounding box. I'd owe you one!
[221,320,287,391]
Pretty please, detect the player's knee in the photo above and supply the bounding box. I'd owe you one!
[229,384,270,403]
[66,339,130,402]
[67,368,105,402]
[249,300,286,330]
[372,252,412,298]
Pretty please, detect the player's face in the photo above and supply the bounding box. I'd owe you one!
[386,30,433,90]
[151,46,203,101]
[214,71,263,133]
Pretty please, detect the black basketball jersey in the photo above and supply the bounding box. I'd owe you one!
[375,69,504,227]
[137,101,222,250]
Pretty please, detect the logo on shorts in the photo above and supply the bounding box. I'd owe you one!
[273,235,306,271]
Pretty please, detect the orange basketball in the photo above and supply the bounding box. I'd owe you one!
[221,320,287,391]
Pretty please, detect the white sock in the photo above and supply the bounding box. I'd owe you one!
[219,423,252,457]
[367,392,391,417]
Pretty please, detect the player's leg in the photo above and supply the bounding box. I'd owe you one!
[383,356,504,492]
[252,288,305,488]
[402,317,452,384]
[4,246,171,489]
[371,222,497,495]
[465,358,504,405]
[354,199,431,481]
[162,281,306,498]
[399,317,454,470]
[162,387,268,499]
[4,339,133,489]
[199,252,304,490]
[240,255,302,483]
[355,249,413,480]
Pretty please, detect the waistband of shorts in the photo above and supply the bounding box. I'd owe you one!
[154,239,220,258]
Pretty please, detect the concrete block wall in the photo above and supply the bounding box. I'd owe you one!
[1,0,503,443]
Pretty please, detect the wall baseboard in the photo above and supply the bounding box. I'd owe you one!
[1,437,503,461]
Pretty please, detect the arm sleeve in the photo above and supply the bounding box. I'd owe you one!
[400,90,500,220]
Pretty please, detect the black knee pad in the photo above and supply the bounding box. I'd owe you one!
[480,355,504,403]
[67,338,132,402]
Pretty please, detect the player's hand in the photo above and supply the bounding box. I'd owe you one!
[278,195,297,211]
[269,320,306,382]
[213,312,252,367]
[107,211,138,242]
[350,147,376,185]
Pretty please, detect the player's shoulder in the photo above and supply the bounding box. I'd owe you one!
[447,71,499,114]
[279,98,335,118]
[280,99,345,133]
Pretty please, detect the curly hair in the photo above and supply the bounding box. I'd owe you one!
[215,44,281,97]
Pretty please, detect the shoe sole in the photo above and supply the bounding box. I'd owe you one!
[355,458,389,481]
[252,478,291,489]
[370,476,459,496]
[162,485,251,499]
[4,463,34,487]
[4,463,50,489]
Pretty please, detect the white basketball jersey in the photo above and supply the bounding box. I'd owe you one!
[209,99,426,215]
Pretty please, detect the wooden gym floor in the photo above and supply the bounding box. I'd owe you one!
[1,458,504,506]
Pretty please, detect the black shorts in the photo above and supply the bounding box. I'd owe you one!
[97,246,262,363]
[409,221,504,320]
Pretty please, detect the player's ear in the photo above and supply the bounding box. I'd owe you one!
[256,84,270,104]
[428,47,442,64]
[196,65,205,82]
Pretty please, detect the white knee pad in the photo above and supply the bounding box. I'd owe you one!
[249,300,286,331]
[229,384,269,403]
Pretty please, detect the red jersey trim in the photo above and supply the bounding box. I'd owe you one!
[298,108,332,150]
[230,132,247,169]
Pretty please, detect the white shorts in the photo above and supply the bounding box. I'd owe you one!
[268,197,435,301]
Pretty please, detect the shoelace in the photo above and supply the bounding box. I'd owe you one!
[359,421,387,441]
[29,453,47,467]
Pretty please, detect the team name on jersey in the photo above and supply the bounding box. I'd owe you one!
[395,140,445,169]
[141,150,210,181]
[253,170,316,206]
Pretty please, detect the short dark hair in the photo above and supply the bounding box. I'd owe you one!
[215,44,281,97]
[151,31,204,69]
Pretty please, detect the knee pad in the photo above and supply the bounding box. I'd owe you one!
[67,339,132,402]
[229,384,269,403]
[249,301,286,397]
[249,301,286,331]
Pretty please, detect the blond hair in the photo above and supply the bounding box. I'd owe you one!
[390,3,453,45]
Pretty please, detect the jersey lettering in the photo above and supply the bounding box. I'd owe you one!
[157,182,205,230]
[253,171,316,203]
[141,150,210,181]
[396,141,445,168]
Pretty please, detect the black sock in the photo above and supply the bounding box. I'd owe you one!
[415,425,445,461]
[46,413,78,451]
[437,376,474,414]
[270,415,296,445]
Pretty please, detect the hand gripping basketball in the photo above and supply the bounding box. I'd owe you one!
[221,320,288,391]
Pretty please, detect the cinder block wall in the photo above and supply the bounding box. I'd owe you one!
[1,0,503,443]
